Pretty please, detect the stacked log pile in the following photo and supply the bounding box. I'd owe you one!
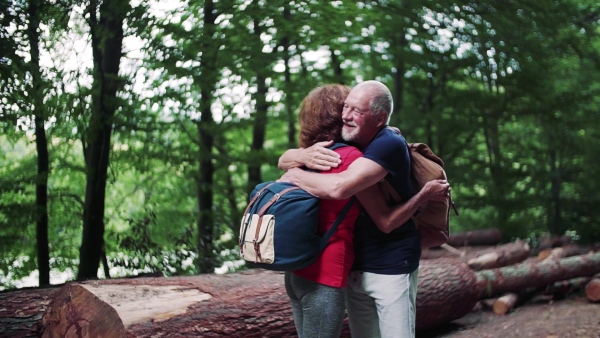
[2,229,599,337]
[423,229,600,317]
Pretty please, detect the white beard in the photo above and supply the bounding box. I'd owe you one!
[342,126,359,142]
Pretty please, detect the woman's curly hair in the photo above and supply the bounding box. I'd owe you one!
[298,84,351,148]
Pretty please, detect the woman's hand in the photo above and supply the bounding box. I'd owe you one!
[422,179,450,201]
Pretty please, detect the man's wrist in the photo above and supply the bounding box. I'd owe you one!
[298,148,308,166]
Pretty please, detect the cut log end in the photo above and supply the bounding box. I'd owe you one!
[41,284,127,338]
[492,293,518,315]
[585,276,600,302]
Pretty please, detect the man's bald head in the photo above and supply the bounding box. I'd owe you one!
[353,81,393,122]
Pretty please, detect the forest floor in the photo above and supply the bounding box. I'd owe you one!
[418,293,600,338]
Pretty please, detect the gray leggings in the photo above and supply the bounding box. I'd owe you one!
[284,271,346,338]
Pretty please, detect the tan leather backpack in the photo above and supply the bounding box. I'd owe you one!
[378,143,458,248]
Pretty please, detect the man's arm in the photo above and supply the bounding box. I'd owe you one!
[278,157,388,199]
[278,141,341,171]
[356,179,449,233]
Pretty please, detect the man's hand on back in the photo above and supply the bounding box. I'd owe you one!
[277,167,304,185]
[298,140,341,171]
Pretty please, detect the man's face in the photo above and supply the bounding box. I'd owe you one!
[341,87,382,148]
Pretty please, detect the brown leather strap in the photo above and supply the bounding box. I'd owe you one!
[245,185,301,262]
[242,183,275,217]
[256,186,301,216]
[254,215,265,241]
[240,183,274,253]
[379,178,402,204]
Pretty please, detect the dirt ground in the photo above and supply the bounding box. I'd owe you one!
[418,294,600,338]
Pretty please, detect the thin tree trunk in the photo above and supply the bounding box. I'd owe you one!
[548,146,564,235]
[27,0,50,287]
[537,244,581,261]
[281,8,296,149]
[446,228,503,247]
[78,0,128,280]
[390,0,409,127]
[544,276,591,299]
[330,49,343,84]
[246,14,269,195]
[467,240,530,271]
[195,0,218,273]
[482,108,510,230]
[284,64,296,148]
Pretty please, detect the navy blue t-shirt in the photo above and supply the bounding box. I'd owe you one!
[352,127,421,275]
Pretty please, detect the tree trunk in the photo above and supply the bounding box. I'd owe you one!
[467,241,530,270]
[446,228,503,247]
[585,273,600,302]
[389,0,409,128]
[281,5,296,149]
[491,286,538,315]
[544,276,591,299]
[41,271,293,338]
[195,0,218,273]
[547,146,565,235]
[537,244,581,261]
[38,253,600,336]
[27,0,50,287]
[492,293,519,315]
[532,235,572,255]
[421,245,495,260]
[0,287,58,338]
[493,275,592,315]
[246,61,268,194]
[78,0,129,280]
[476,252,600,299]
[414,260,479,330]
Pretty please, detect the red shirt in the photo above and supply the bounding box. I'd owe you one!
[293,146,363,288]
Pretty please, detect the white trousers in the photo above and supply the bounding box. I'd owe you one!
[345,269,419,338]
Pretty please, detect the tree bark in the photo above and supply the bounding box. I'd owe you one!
[467,241,530,270]
[246,41,268,194]
[446,228,503,247]
[78,0,129,280]
[532,235,572,255]
[41,270,293,338]
[537,244,581,261]
[543,276,591,299]
[280,4,296,149]
[421,245,495,260]
[27,0,50,287]
[0,287,58,338]
[38,253,600,337]
[195,0,218,273]
[476,252,600,299]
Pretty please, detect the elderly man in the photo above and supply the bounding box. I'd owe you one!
[279,80,448,337]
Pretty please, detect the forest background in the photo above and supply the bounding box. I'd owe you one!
[1,0,599,290]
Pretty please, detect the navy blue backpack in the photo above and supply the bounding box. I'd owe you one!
[238,143,355,271]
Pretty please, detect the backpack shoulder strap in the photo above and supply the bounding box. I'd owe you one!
[311,142,354,250]
[328,142,349,151]
[318,197,356,250]
[408,143,444,167]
